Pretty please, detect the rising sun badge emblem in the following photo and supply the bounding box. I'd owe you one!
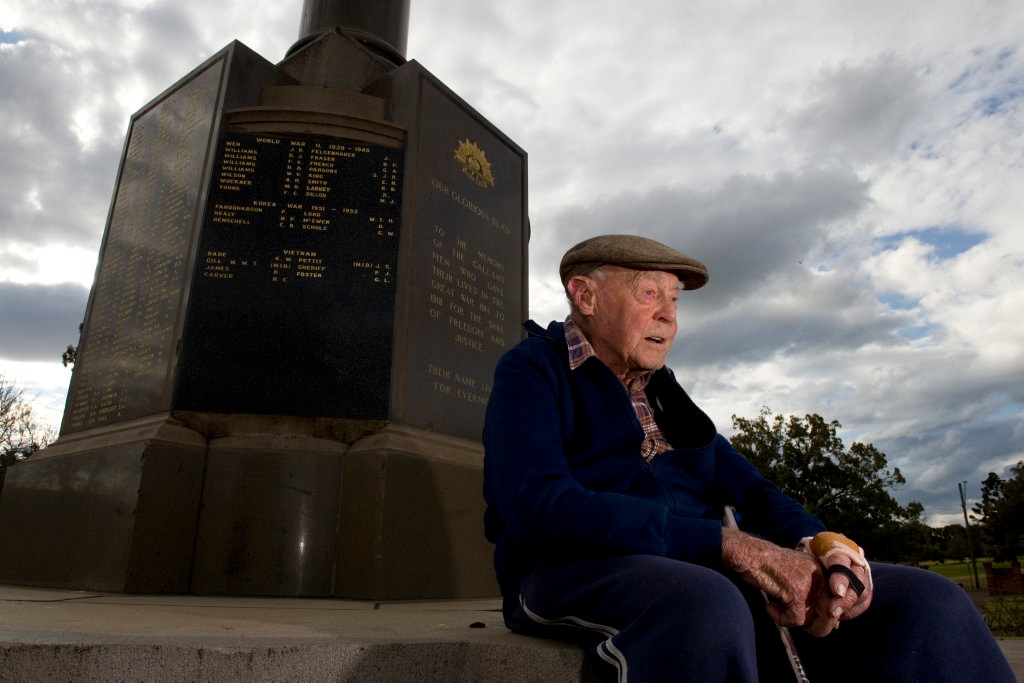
[454,139,495,188]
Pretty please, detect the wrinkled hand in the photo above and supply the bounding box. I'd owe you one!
[721,529,872,637]
[722,528,822,628]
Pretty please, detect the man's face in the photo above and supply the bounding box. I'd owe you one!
[583,267,682,379]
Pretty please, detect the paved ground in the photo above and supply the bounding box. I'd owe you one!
[1001,637,1024,682]
[0,584,1019,681]
[0,585,595,681]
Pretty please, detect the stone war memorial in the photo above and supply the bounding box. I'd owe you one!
[0,0,527,600]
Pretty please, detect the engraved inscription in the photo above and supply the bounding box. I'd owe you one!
[195,135,400,287]
[426,211,509,357]
[418,171,517,415]
[427,362,492,407]
[63,57,223,433]
[429,177,510,234]
[172,132,404,418]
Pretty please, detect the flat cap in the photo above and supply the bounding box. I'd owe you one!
[559,234,709,290]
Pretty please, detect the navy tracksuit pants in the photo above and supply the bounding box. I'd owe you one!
[506,555,1014,682]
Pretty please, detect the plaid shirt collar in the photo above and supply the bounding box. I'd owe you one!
[564,317,597,371]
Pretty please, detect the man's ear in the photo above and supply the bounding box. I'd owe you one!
[567,276,596,314]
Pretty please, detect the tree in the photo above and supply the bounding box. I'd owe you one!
[61,322,83,368]
[933,523,972,561]
[0,375,55,486]
[730,407,918,561]
[972,462,1024,562]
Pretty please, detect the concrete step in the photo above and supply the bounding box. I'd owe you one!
[1,585,1020,681]
[0,586,594,681]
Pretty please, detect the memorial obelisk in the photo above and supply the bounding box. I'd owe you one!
[0,0,527,600]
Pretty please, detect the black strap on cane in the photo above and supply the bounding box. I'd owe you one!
[825,564,866,597]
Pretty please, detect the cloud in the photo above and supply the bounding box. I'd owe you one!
[0,282,88,362]
[790,54,925,163]
[0,39,120,247]
[538,167,869,308]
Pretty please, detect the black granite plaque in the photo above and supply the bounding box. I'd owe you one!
[387,66,527,439]
[61,55,226,434]
[173,132,403,418]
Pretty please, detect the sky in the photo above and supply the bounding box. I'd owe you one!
[2,0,1022,526]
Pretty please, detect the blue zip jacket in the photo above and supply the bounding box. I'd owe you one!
[483,320,825,612]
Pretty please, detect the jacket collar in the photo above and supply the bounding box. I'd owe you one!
[524,319,566,343]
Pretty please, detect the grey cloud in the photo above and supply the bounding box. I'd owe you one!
[543,167,870,306]
[676,293,913,369]
[0,282,88,362]
[131,3,207,82]
[0,38,123,246]
[0,251,39,275]
[790,54,924,162]
[882,412,1023,516]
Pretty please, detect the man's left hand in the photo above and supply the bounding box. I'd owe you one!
[803,534,873,636]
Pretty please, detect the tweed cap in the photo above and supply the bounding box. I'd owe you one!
[559,234,709,290]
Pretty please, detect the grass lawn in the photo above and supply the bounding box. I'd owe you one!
[922,558,987,590]
[920,558,1024,635]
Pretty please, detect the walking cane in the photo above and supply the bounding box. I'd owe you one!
[723,506,810,683]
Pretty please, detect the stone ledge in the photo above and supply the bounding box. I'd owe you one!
[1,584,1020,681]
[0,586,597,682]
[0,640,594,682]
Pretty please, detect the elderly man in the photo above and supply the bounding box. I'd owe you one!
[482,234,1012,681]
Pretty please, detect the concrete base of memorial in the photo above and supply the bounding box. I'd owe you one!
[0,415,496,600]
[0,416,206,593]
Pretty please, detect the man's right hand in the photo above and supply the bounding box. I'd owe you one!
[721,528,825,628]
